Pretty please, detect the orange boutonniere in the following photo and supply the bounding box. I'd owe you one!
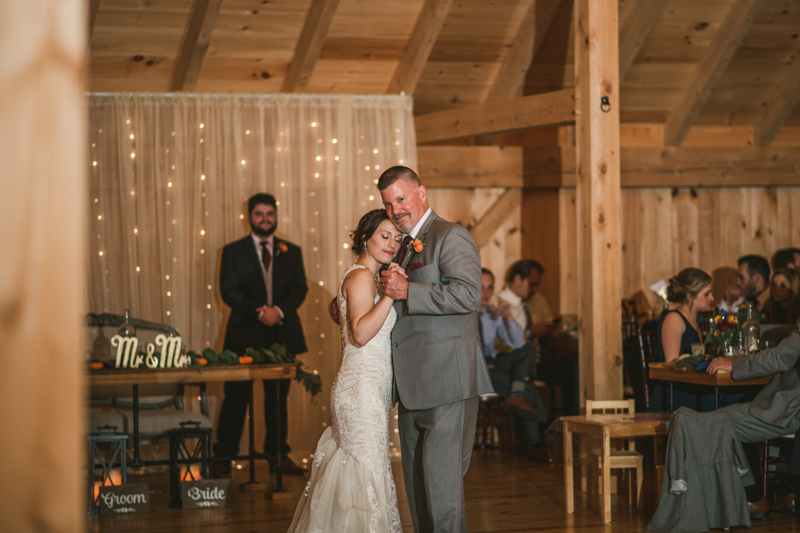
[411,237,425,253]
[278,242,288,253]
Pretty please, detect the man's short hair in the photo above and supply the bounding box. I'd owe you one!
[772,248,800,270]
[248,193,277,215]
[506,260,531,284]
[377,166,422,191]
[481,267,495,282]
[738,254,771,282]
[527,259,544,275]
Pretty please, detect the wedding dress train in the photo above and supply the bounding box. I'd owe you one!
[288,264,402,533]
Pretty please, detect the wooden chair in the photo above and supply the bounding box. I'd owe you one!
[585,399,645,511]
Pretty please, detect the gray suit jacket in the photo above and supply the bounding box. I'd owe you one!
[732,323,800,428]
[391,210,494,410]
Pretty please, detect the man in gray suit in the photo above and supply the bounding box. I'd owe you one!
[378,166,494,533]
[708,323,800,515]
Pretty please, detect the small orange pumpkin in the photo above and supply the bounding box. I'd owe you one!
[89,361,104,370]
[239,356,253,365]
[195,357,208,366]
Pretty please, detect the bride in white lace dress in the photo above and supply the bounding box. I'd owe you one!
[288,209,405,533]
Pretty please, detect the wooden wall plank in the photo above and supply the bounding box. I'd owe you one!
[415,89,575,144]
[521,189,562,315]
[574,0,623,402]
[281,0,342,92]
[0,0,86,529]
[386,0,454,95]
[170,0,224,91]
[662,0,762,146]
[469,188,523,248]
[484,0,562,103]
[753,57,800,146]
[418,146,523,188]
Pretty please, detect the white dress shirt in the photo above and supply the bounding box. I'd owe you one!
[250,233,282,316]
[407,207,432,239]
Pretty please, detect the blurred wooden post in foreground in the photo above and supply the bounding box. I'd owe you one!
[574,0,623,404]
[0,1,87,531]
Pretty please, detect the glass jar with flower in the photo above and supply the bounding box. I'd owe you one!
[704,309,741,357]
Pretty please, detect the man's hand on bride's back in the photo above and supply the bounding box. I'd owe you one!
[328,296,340,325]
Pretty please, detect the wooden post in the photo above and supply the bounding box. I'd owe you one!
[573,0,623,403]
[0,0,86,530]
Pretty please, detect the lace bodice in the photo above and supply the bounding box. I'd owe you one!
[337,264,396,351]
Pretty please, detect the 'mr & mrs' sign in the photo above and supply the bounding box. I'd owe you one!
[110,334,192,369]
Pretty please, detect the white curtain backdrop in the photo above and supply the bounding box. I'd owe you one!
[86,92,416,458]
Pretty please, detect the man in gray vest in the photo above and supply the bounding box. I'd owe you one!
[379,166,493,532]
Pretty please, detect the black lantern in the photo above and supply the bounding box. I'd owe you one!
[87,425,128,515]
[168,421,212,508]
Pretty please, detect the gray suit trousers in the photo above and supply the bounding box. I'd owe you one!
[719,402,800,443]
[398,397,480,533]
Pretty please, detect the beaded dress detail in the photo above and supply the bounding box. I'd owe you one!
[288,264,401,533]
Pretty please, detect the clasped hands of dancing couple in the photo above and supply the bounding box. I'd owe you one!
[289,166,492,533]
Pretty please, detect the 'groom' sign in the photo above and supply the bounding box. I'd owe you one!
[182,479,231,509]
[98,483,150,514]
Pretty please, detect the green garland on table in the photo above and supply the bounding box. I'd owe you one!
[186,343,322,398]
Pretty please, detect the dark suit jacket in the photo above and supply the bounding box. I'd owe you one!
[732,322,800,428]
[220,235,308,357]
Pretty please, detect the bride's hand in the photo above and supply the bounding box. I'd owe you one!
[387,262,407,278]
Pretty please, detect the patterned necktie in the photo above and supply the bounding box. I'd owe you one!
[260,240,271,272]
[395,235,413,266]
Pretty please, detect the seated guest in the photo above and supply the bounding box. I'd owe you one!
[479,268,547,444]
[498,260,579,416]
[525,260,557,337]
[704,324,800,517]
[763,268,800,325]
[658,268,741,411]
[721,255,771,314]
[772,247,800,272]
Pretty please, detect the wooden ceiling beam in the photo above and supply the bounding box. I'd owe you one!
[468,188,523,248]
[484,0,562,103]
[523,146,800,187]
[386,0,454,95]
[418,146,523,187]
[618,0,666,80]
[169,0,223,92]
[415,89,575,144]
[662,0,762,146]
[282,0,342,92]
[89,0,101,38]
[753,59,800,146]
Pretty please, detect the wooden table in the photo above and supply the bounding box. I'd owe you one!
[562,413,671,523]
[649,361,771,412]
[88,363,295,493]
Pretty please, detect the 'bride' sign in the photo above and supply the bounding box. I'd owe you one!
[110,334,192,369]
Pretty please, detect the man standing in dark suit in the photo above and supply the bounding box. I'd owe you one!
[213,193,308,476]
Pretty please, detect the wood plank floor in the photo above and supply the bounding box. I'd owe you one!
[90,449,800,532]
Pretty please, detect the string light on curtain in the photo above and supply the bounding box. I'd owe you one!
[86,92,415,459]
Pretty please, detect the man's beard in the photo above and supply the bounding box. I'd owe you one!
[252,220,277,237]
[743,280,759,300]
[392,215,413,234]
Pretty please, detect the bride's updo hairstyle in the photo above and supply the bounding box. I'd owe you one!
[667,267,712,304]
[350,209,390,256]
